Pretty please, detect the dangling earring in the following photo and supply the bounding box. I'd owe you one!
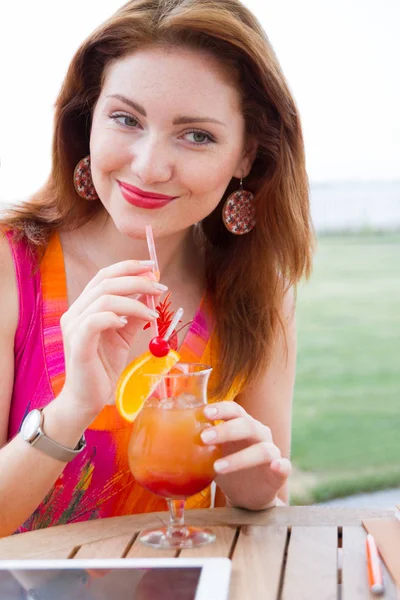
[73,155,99,201]
[222,178,256,235]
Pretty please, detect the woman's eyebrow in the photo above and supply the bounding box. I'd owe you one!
[107,94,147,115]
[107,93,227,127]
[172,115,226,127]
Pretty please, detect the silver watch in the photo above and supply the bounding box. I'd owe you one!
[21,408,86,462]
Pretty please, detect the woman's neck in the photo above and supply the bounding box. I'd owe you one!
[62,210,203,285]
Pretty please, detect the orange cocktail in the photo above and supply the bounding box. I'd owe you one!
[129,401,219,499]
[127,363,219,549]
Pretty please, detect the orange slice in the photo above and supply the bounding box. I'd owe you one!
[116,349,180,422]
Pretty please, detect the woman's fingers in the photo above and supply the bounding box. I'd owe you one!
[82,260,156,294]
[203,401,273,444]
[69,311,127,363]
[204,401,270,428]
[213,442,290,475]
[201,416,270,445]
[270,458,292,478]
[66,275,166,322]
[63,295,158,353]
[201,400,289,479]
[204,401,246,421]
[77,295,158,325]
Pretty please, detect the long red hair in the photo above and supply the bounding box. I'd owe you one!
[1,0,314,396]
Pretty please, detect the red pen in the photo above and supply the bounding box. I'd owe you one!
[366,533,384,595]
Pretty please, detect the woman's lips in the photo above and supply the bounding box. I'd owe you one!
[118,181,177,209]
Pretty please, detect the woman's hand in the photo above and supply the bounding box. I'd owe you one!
[60,260,165,419]
[201,401,291,510]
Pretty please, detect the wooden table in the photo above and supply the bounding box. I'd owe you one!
[0,507,398,599]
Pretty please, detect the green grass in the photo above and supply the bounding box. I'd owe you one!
[291,233,400,504]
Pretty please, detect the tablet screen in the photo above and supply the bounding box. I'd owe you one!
[0,566,202,600]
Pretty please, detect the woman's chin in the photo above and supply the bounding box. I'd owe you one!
[101,206,148,239]
[116,219,148,240]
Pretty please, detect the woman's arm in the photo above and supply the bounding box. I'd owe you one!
[0,394,97,538]
[211,288,296,509]
[0,234,93,537]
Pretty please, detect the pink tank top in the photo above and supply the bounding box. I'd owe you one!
[6,231,231,533]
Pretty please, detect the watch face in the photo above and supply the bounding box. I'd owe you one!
[22,410,41,442]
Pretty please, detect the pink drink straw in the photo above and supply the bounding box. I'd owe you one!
[145,225,184,343]
[145,226,185,400]
[145,225,160,339]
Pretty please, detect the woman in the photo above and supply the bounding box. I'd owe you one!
[0,0,313,537]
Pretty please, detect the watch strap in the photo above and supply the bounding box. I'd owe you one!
[26,409,87,463]
[31,429,86,463]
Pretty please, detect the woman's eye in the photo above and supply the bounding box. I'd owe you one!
[111,114,139,128]
[184,130,215,145]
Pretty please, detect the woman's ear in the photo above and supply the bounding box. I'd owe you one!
[234,137,258,179]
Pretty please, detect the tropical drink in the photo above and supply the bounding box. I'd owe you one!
[126,363,218,549]
[129,398,220,499]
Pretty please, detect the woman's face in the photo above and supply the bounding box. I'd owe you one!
[90,46,254,239]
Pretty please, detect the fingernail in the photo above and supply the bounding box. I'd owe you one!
[148,310,159,319]
[119,316,128,325]
[273,460,281,472]
[139,260,155,266]
[214,459,229,473]
[204,406,218,417]
[201,429,217,443]
[153,282,168,291]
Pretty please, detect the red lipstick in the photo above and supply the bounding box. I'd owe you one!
[118,181,177,209]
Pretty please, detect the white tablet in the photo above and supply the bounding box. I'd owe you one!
[0,557,231,600]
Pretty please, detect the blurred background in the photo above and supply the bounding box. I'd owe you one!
[1,1,399,504]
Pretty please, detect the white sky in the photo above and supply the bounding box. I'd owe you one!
[0,0,399,202]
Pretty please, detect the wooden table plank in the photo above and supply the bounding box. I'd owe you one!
[125,540,177,558]
[230,525,287,600]
[282,526,337,600]
[125,533,177,558]
[73,533,134,559]
[28,547,75,560]
[179,526,237,558]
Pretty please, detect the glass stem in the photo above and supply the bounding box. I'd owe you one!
[166,498,187,537]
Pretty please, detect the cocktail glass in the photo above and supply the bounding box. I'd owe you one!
[128,363,220,549]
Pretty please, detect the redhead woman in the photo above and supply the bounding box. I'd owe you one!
[0,0,313,536]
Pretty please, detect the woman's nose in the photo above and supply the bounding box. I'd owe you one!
[130,134,173,184]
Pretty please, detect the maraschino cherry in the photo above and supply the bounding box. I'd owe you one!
[149,336,171,358]
[149,306,184,358]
